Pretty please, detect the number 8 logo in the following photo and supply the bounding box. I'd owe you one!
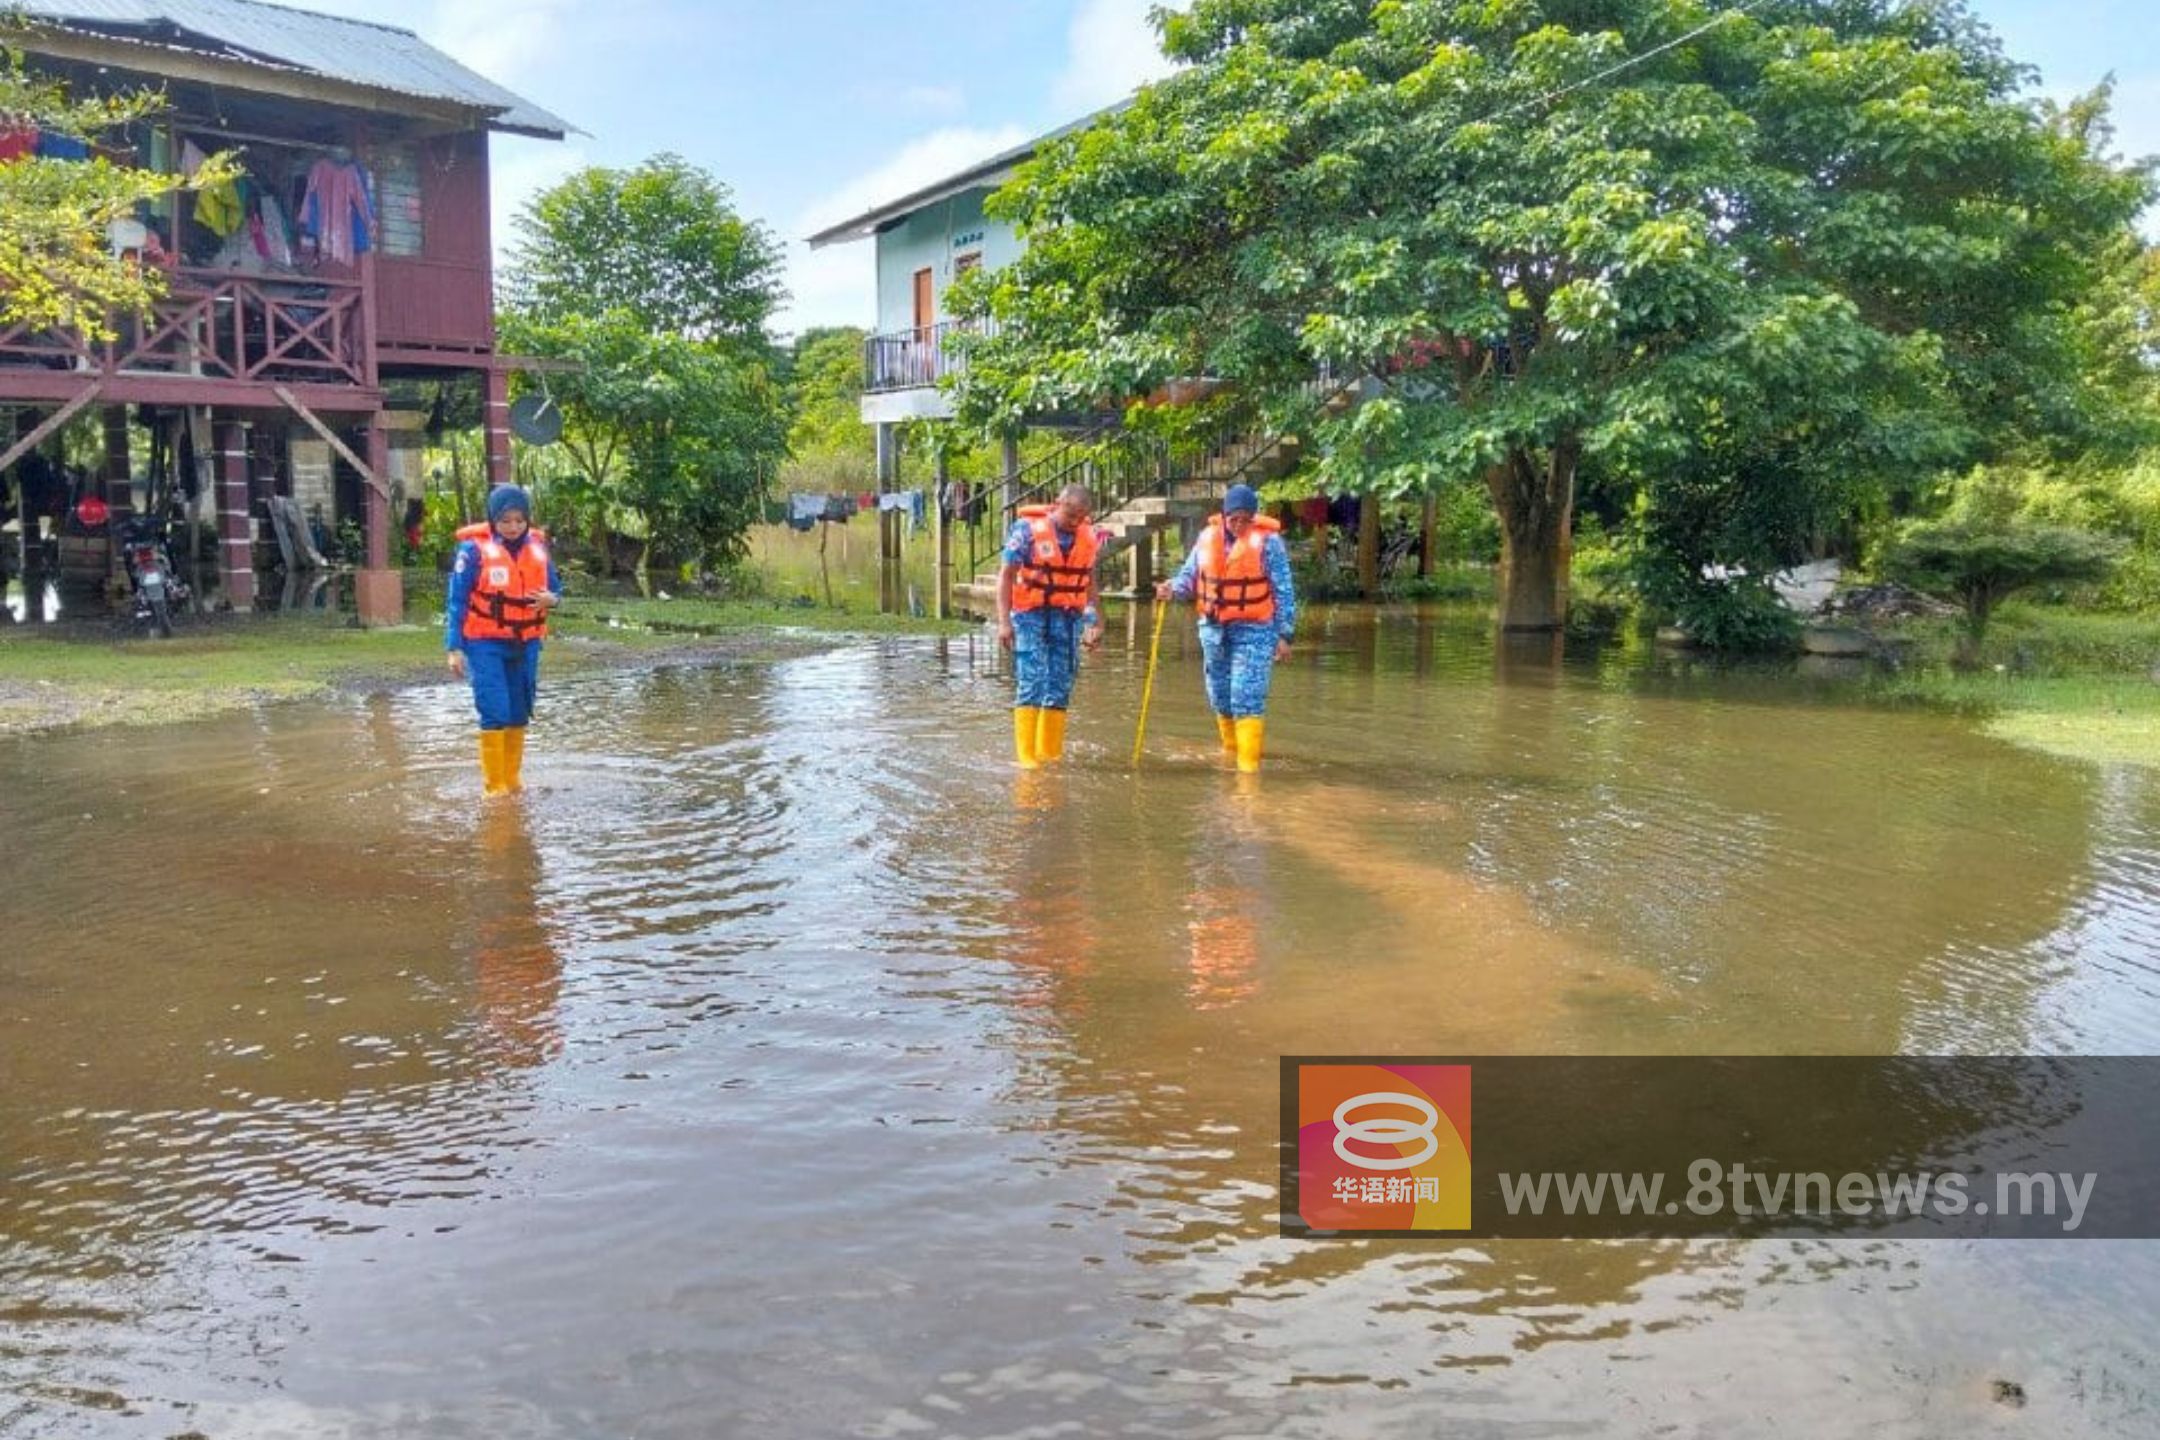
[1332,1091,1441,1171]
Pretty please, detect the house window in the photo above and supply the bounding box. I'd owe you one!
[365,143,424,257]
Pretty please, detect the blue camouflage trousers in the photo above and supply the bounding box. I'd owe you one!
[465,637,543,730]
[1012,606,1082,710]
[1199,620,1278,718]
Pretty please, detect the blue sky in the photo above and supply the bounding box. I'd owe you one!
[303,0,2159,335]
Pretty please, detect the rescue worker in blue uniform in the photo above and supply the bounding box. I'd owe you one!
[446,484,560,795]
[996,483,1105,769]
[1158,483,1297,773]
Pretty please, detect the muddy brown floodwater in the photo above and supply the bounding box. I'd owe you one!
[3,604,2157,1437]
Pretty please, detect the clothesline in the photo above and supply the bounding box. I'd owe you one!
[785,490,930,534]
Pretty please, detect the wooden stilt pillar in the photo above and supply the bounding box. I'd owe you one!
[934,451,952,621]
[355,415,402,626]
[483,368,512,490]
[875,421,900,615]
[216,418,256,610]
[1419,491,1438,579]
[101,405,131,584]
[248,424,278,510]
[1357,491,1380,597]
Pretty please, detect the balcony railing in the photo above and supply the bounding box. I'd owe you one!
[863,316,999,394]
[0,267,371,387]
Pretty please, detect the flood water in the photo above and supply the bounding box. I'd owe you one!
[3,604,2158,1437]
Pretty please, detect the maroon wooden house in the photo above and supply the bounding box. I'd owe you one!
[0,0,569,621]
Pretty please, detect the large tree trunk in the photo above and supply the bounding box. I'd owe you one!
[1485,440,1580,631]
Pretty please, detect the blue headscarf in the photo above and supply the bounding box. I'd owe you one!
[486,484,533,526]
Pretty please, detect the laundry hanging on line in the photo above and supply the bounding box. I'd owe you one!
[300,157,376,265]
[785,493,858,531]
[877,490,927,534]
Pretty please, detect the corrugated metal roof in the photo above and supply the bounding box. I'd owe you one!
[806,100,1130,249]
[15,0,569,137]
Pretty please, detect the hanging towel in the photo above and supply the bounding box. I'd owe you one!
[300,158,376,265]
[256,193,295,269]
[821,494,854,523]
[0,121,34,163]
[877,490,928,535]
[195,178,244,237]
[34,130,89,161]
[786,493,824,532]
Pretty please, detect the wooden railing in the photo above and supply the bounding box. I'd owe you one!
[0,268,371,387]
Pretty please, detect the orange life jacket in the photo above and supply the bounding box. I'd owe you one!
[1009,505,1100,613]
[1194,514,1280,624]
[457,520,553,642]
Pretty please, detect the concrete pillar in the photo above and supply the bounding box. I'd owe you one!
[355,416,402,626]
[215,419,256,609]
[1127,526,1154,596]
[484,368,513,489]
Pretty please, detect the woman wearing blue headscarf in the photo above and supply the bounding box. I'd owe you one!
[446,484,560,794]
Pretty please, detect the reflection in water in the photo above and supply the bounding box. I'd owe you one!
[1182,784,1265,1011]
[1,606,2157,1436]
[471,806,563,1067]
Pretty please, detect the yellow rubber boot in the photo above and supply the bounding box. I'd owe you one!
[1215,714,1237,751]
[503,726,526,792]
[1233,717,1265,774]
[1036,708,1067,763]
[480,730,509,795]
[1013,706,1041,769]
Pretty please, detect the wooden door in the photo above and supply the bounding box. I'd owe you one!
[912,267,935,335]
[910,267,937,385]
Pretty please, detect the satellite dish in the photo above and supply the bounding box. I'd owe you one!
[508,393,562,446]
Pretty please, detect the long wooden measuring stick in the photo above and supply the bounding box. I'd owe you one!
[1130,597,1170,768]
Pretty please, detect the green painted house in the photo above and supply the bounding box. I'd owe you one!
[805,108,1115,434]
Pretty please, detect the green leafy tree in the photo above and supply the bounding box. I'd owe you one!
[949,0,2153,629]
[786,327,871,456]
[497,310,787,575]
[0,31,237,336]
[778,326,875,494]
[499,158,790,575]
[1887,519,2122,654]
[502,154,783,345]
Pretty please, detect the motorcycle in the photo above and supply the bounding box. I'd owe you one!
[117,513,188,638]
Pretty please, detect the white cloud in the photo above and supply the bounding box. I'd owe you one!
[489,135,587,267]
[880,84,968,119]
[798,126,1031,237]
[1052,0,1179,114]
[425,0,577,87]
[778,125,1031,335]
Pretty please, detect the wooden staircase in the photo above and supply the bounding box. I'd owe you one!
[954,429,1306,616]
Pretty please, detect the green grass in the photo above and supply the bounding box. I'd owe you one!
[1853,602,2160,767]
[0,577,967,738]
[566,593,967,639]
